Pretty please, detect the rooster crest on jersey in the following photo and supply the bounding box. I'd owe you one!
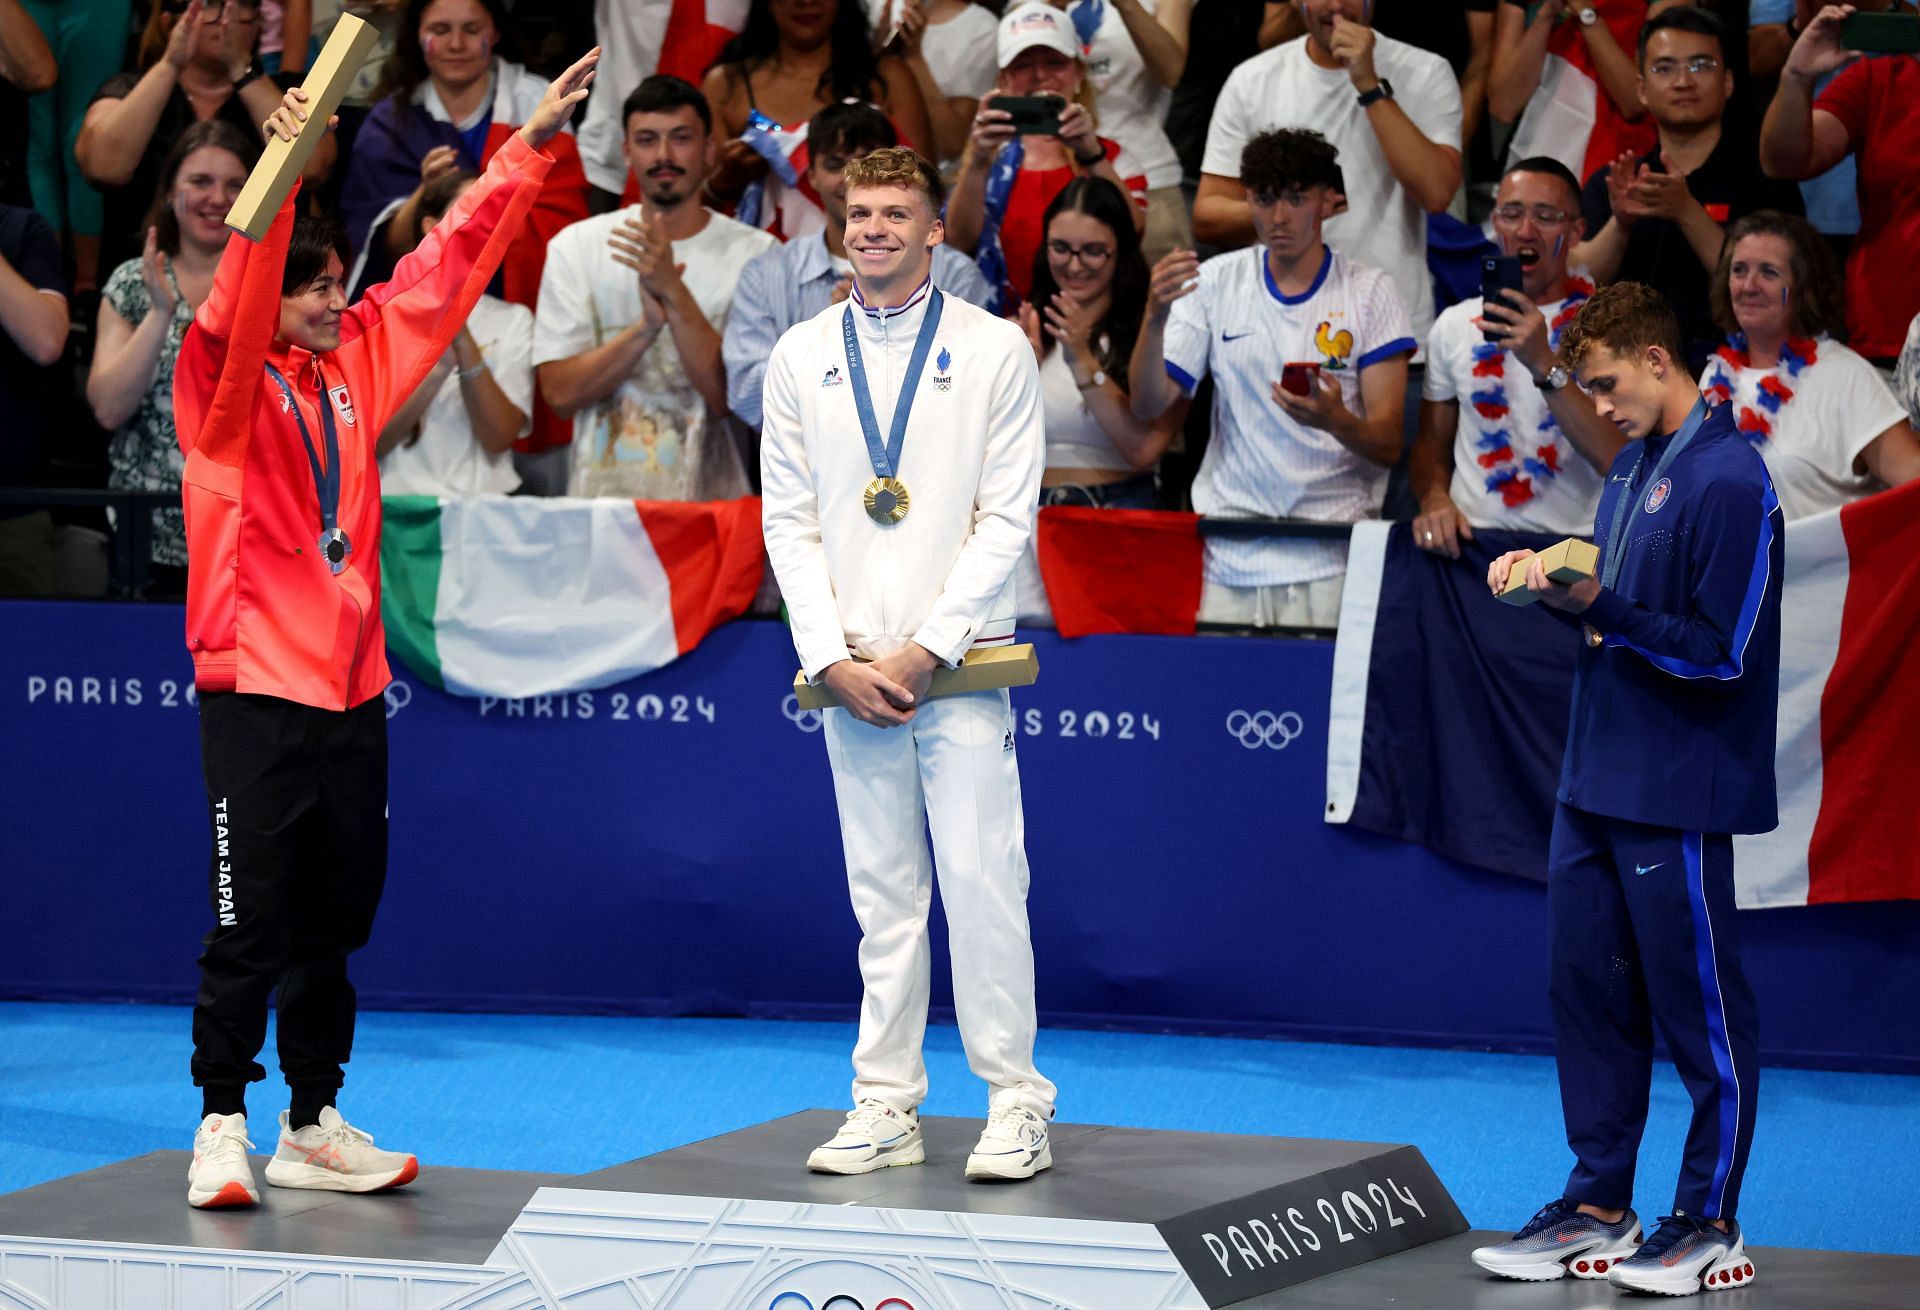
[1315,320,1354,369]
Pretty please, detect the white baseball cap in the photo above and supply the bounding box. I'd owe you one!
[997,3,1081,69]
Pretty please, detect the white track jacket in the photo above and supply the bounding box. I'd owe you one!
[761,279,1046,679]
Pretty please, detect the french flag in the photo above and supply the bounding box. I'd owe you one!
[656,0,751,85]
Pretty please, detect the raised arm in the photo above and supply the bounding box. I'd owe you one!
[0,0,56,93]
[1759,5,1858,180]
[333,52,595,434]
[1128,248,1201,419]
[1114,0,1191,88]
[1488,0,1556,127]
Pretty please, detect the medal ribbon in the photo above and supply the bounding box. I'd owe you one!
[842,286,945,484]
[1598,397,1708,592]
[263,361,344,551]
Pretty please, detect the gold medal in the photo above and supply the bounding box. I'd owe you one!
[1584,624,1603,649]
[864,476,911,524]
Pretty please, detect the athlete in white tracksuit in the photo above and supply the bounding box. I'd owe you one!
[760,148,1057,1181]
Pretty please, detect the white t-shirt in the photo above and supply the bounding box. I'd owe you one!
[1164,246,1415,585]
[1201,35,1462,343]
[532,206,778,500]
[1701,337,1905,521]
[920,3,999,109]
[1083,0,1180,190]
[575,0,678,194]
[378,296,532,497]
[1424,293,1606,536]
[1039,342,1132,470]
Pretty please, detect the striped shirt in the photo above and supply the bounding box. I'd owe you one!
[1165,246,1415,585]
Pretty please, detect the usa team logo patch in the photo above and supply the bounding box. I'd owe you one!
[933,345,953,391]
[1645,477,1673,513]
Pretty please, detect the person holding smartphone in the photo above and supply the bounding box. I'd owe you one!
[1127,127,1415,628]
[1411,156,1624,558]
[1760,2,1920,368]
[945,2,1147,312]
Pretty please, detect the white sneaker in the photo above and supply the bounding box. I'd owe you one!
[806,1100,926,1175]
[965,1106,1052,1181]
[187,1112,259,1209]
[262,1107,419,1194]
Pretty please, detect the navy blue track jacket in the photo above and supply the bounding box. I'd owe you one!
[1557,400,1786,836]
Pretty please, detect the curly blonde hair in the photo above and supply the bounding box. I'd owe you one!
[1559,282,1687,372]
[843,147,946,211]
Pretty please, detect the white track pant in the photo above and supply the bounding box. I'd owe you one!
[822,688,1056,1117]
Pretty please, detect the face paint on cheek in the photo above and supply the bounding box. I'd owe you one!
[424,34,436,59]
[1553,233,1565,260]
[1782,286,1790,306]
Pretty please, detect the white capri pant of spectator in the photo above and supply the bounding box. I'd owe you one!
[821,687,1056,1120]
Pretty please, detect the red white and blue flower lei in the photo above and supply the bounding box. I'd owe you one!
[1468,277,1593,508]
[1701,331,1819,446]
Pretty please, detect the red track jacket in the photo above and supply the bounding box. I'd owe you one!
[174,134,551,710]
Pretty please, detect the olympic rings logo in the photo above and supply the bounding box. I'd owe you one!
[768,1297,914,1310]
[383,680,413,719]
[1225,709,1303,751]
[782,693,824,733]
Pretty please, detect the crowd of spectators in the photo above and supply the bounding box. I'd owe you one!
[1,0,1918,623]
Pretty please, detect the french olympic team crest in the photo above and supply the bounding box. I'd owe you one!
[1645,477,1673,513]
[933,346,953,391]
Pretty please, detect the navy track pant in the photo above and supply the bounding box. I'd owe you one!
[1548,802,1758,1220]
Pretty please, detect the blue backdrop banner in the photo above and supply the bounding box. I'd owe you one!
[4,600,1917,1072]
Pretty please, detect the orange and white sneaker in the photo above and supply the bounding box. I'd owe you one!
[262,1107,419,1194]
[187,1112,259,1208]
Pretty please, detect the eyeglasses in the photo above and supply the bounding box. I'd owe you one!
[1047,239,1112,267]
[1491,203,1576,228]
[1646,55,1722,81]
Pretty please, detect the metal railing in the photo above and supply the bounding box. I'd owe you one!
[0,487,1364,634]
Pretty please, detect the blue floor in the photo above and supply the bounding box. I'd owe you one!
[1,1001,1915,1256]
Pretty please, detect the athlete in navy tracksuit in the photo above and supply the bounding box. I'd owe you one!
[1474,284,1783,1297]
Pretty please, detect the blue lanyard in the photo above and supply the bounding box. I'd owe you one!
[1599,397,1707,591]
[841,286,945,482]
[263,362,342,539]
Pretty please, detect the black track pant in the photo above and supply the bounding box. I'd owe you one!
[190,691,388,1109]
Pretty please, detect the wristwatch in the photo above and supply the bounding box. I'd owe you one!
[1573,3,1600,27]
[1537,363,1573,392]
[1072,144,1106,167]
[1357,78,1395,109]
[1077,369,1108,391]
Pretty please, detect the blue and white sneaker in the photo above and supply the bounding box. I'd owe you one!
[1470,1198,1642,1281]
[1609,1213,1755,1296]
[965,1106,1051,1181]
[806,1100,925,1175]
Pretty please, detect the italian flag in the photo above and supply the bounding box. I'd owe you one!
[1734,478,1920,907]
[379,496,764,699]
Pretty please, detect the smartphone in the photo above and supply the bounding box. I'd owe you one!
[994,94,1065,137]
[1280,362,1321,398]
[1480,254,1524,344]
[1841,11,1920,53]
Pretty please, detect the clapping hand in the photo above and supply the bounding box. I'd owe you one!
[519,47,599,150]
[607,206,681,329]
[418,144,459,185]
[1015,300,1045,360]
[1042,293,1099,367]
[141,227,178,316]
[1623,152,1697,223]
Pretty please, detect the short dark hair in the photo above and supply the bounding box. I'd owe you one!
[282,213,350,298]
[623,75,712,134]
[1559,282,1688,372]
[410,167,480,250]
[1240,128,1342,199]
[1710,210,1846,342]
[1638,5,1725,66]
[1503,155,1583,211]
[808,101,897,161]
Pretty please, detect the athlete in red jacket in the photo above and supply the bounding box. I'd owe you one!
[177,51,599,1211]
